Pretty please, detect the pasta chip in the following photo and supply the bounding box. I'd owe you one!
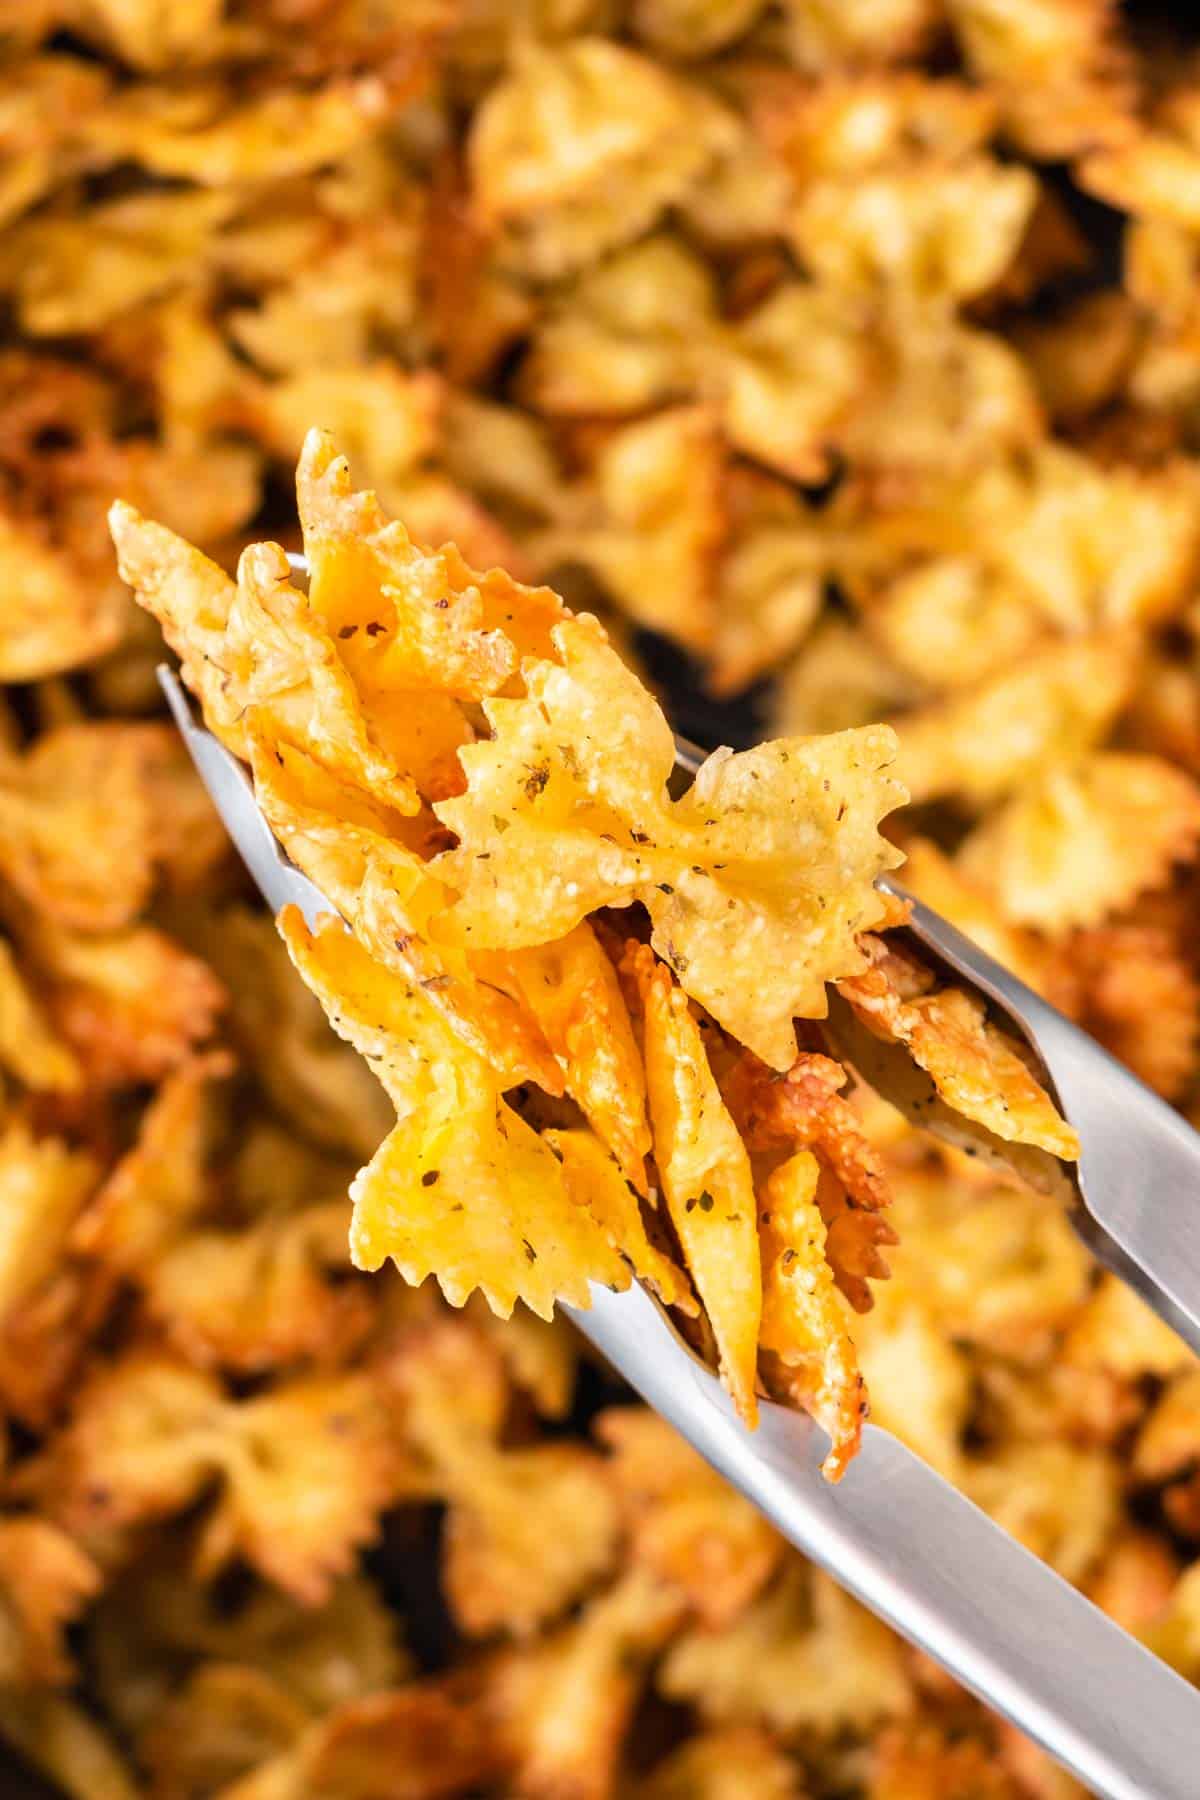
[949,0,1134,158]
[546,1129,694,1313]
[250,734,563,1092]
[521,235,721,418]
[6,188,236,338]
[27,919,225,1088]
[296,427,561,687]
[0,1518,100,1687]
[194,1372,412,1605]
[215,1673,501,1800]
[869,559,1044,695]
[145,1204,372,1375]
[896,837,1055,997]
[497,926,651,1189]
[469,39,736,278]
[280,910,628,1319]
[793,160,1036,303]
[835,936,1080,1161]
[630,945,761,1424]
[0,1692,138,1800]
[0,510,125,681]
[659,1562,911,1735]
[491,1569,685,1800]
[73,1053,228,1274]
[785,0,941,72]
[720,1048,895,1313]
[108,505,421,814]
[24,1353,410,1604]
[957,752,1200,932]
[0,1124,98,1324]
[395,1329,620,1638]
[134,1662,310,1800]
[437,614,904,1068]
[1064,924,1200,1101]
[871,1722,1022,1800]
[633,0,764,56]
[94,55,431,187]
[179,905,393,1159]
[966,1443,1120,1584]
[0,936,79,1096]
[708,472,843,696]
[597,1407,783,1627]
[1079,87,1200,228]
[444,1438,620,1640]
[758,1150,866,1481]
[635,1726,803,1800]
[533,406,723,653]
[894,633,1136,805]
[0,722,159,931]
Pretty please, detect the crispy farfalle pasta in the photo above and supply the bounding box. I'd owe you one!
[628,943,762,1425]
[280,909,629,1320]
[721,1047,896,1314]
[22,1352,411,1603]
[0,1517,100,1688]
[836,935,1080,1162]
[469,39,736,278]
[437,615,904,1068]
[597,1408,783,1627]
[532,406,724,653]
[757,1150,867,1479]
[24,918,226,1087]
[109,506,421,813]
[71,1052,228,1272]
[635,1726,804,1800]
[391,1316,620,1637]
[957,752,1200,932]
[110,434,1090,1486]
[660,1563,911,1734]
[0,511,127,682]
[894,633,1137,805]
[498,927,651,1190]
[93,55,432,187]
[0,1125,98,1326]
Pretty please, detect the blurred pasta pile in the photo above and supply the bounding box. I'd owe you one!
[5,0,1200,1795]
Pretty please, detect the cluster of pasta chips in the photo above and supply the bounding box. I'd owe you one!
[111,430,1077,1478]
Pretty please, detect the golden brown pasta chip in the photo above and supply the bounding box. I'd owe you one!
[72,1053,230,1274]
[546,1128,694,1314]
[836,936,1080,1161]
[758,1150,866,1481]
[27,920,225,1088]
[250,734,564,1093]
[721,1048,895,1313]
[280,909,628,1319]
[469,39,735,278]
[659,1563,911,1735]
[0,1518,100,1687]
[109,504,421,814]
[496,925,651,1190]
[0,1123,98,1325]
[145,1203,371,1375]
[597,1408,783,1628]
[957,752,1200,932]
[894,633,1136,805]
[630,945,762,1424]
[437,614,904,1068]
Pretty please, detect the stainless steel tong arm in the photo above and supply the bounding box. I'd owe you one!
[161,665,1200,1800]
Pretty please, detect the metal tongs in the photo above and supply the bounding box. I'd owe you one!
[161,641,1200,1800]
